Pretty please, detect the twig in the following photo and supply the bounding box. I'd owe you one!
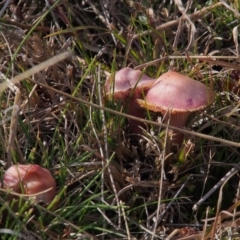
[174,0,197,52]
[45,0,67,43]
[120,200,132,240]
[91,201,122,237]
[97,65,121,229]
[0,18,50,32]
[219,0,240,17]
[26,78,240,148]
[0,31,21,168]
[133,2,223,39]
[205,169,240,240]
[193,164,240,211]
[6,89,21,168]
[157,176,193,223]
[135,55,240,70]
[0,0,11,17]
[99,0,117,45]
[151,122,169,240]
[94,69,107,240]
[0,51,71,92]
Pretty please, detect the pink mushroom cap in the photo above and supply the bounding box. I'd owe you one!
[105,67,155,100]
[2,164,56,203]
[105,67,156,134]
[137,71,214,115]
[136,71,214,143]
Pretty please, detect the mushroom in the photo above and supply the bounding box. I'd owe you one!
[136,70,214,144]
[105,67,155,134]
[2,164,56,203]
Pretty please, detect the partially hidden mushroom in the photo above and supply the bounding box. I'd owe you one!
[105,67,156,134]
[2,164,56,203]
[136,70,214,144]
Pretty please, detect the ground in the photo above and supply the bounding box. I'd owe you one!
[0,1,240,239]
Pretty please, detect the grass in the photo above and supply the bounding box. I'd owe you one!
[0,0,240,239]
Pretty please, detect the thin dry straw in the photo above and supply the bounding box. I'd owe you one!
[133,2,223,39]
[142,174,204,239]
[1,51,239,147]
[25,79,240,148]
[0,51,71,93]
[134,55,240,70]
[0,0,11,17]
[0,229,28,239]
[193,164,240,211]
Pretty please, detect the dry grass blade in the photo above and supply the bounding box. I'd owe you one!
[232,25,240,57]
[120,200,131,240]
[174,0,197,51]
[26,79,240,148]
[209,168,239,240]
[199,58,240,70]
[135,55,239,70]
[133,2,223,39]
[219,0,240,17]
[204,202,240,239]
[0,18,50,32]
[6,88,21,168]
[0,51,71,92]
[193,165,239,211]
[150,122,169,239]
[0,228,28,239]
[0,0,11,17]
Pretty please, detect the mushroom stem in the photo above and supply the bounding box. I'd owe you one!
[164,112,191,144]
[127,100,146,134]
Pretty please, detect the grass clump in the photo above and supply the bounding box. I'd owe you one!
[0,0,240,239]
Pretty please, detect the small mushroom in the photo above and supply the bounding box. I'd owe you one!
[105,67,155,134]
[2,164,56,203]
[137,70,214,143]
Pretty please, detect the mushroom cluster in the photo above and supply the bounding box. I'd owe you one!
[105,68,214,144]
[2,164,56,203]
